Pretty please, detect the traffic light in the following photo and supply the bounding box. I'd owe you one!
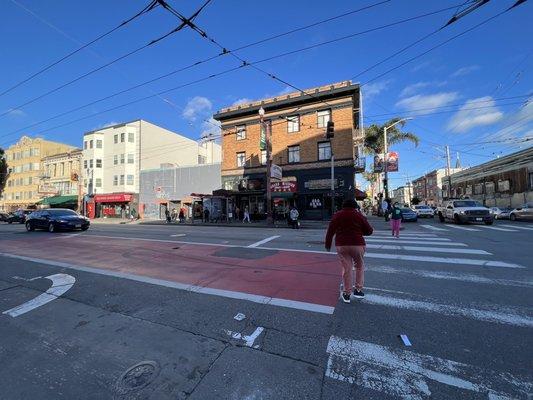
[326,120,334,138]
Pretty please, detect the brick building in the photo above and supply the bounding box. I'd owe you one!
[412,168,463,206]
[213,81,364,220]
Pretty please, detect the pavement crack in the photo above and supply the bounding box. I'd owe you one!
[182,344,230,398]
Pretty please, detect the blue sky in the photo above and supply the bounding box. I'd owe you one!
[0,0,531,189]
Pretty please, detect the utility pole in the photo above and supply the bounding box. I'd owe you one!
[259,107,273,226]
[445,145,452,199]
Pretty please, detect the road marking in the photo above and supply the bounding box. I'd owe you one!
[2,273,75,317]
[224,327,264,348]
[366,244,490,255]
[0,253,334,315]
[372,231,439,237]
[477,225,518,232]
[247,235,280,248]
[499,224,533,231]
[326,336,532,399]
[399,334,412,346]
[446,225,480,231]
[49,232,85,239]
[366,238,466,246]
[420,224,448,231]
[52,234,524,268]
[170,234,186,237]
[363,293,532,327]
[371,235,452,242]
[370,265,533,288]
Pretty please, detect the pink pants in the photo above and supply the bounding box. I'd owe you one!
[391,219,401,237]
[336,246,366,293]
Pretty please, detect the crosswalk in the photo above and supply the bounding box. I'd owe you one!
[420,222,533,233]
[328,228,532,398]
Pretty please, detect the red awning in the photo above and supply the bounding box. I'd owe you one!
[94,193,133,203]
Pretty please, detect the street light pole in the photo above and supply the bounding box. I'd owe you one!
[259,107,273,226]
[383,117,413,200]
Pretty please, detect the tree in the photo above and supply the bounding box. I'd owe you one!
[0,148,7,198]
[411,196,421,205]
[363,118,420,155]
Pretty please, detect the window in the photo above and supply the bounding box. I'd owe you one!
[287,115,300,133]
[485,182,495,195]
[288,145,300,163]
[120,132,125,143]
[198,155,207,164]
[84,141,88,150]
[317,109,331,128]
[236,125,246,140]
[96,159,102,168]
[474,183,483,195]
[127,154,134,164]
[498,180,510,192]
[89,140,93,149]
[260,150,267,166]
[127,175,134,185]
[89,159,93,168]
[96,139,102,149]
[128,132,134,143]
[236,152,246,167]
[120,175,125,185]
[114,134,118,144]
[529,173,533,190]
[113,175,118,186]
[83,160,87,169]
[32,148,39,156]
[318,142,331,160]
[120,154,125,164]
[95,178,102,188]
[114,155,118,165]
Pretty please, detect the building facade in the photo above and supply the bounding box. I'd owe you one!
[42,149,82,196]
[447,147,533,208]
[214,81,364,220]
[0,136,75,211]
[82,120,221,218]
[139,163,221,219]
[392,185,412,206]
[412,168,463,206]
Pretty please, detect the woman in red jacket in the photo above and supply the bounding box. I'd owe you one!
[325,199,374,303]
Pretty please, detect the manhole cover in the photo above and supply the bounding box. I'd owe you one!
[307,241,325,245]
[115,361,160,395]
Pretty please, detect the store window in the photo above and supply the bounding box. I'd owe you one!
[236,125,246,140]
[287,115,300,133]
[288,145,300,163]
[236,152,246,167]
[317,109,331,128]
[318,142,331,161]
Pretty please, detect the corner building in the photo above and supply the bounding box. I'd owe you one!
[214,81,364,220]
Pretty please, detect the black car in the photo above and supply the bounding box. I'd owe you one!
[401,208,418,222]
[7,209,33,224]
[0,212,10,222]
[25,209,90,232]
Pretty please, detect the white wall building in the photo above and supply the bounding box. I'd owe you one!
[82,120,221,218]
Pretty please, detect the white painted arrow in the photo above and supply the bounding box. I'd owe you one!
[3,273,75,317]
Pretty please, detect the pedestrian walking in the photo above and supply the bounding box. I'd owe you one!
[243,206,251,223]
[165,208,171,224]
[325,198,373,304]
[235,207,240,222]
[203,207,210,223]
[289,206,299,229]
[390,202,402,238]
[178,208,185,223]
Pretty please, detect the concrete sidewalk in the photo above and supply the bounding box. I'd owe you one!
[139,219,331,230]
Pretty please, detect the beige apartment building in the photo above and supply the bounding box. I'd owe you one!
[42,149,83,195]
[0,136,76,211]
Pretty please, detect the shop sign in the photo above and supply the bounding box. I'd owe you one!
[271,180,297,192]
[94,193,133,203]
[304,179,343,190]
[271,164,282,180]
[38,184,59,195]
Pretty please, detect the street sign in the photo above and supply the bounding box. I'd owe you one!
[271,164,282,180]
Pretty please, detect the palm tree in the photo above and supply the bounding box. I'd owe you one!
[363,118,420,155]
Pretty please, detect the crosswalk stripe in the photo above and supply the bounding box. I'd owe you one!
[477,225,517,232]
[499,224,533,231]
[326,336,532,399]
[420,224,448,231]
[363,293,532,327]
[370,235,451,242]
[369,265,533,288]
[366,238,466,246]
[446,225,480,231]
[366,244,490,255]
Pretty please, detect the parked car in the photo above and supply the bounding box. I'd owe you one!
[25,209,90,232]
[509,203,533,221]
[413,205,434,218]
[401,208,418,222]
[437,200,493,225]
[7,209,33,224]
[496,208,513,220]
[0,212,10,222]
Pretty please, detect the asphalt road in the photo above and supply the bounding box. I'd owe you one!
[0,216,531,399]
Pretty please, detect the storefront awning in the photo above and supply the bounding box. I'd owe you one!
[38,195,78,206]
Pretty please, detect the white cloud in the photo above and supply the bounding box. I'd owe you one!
[411,60,432,72]
[399,81,447,97]
[363,80,392,99]
[182,96,212,122]
[396,92,458,110]
[451,65,480,78]
[232,98,252,106]
[447,96,503,133]
[3,108,26,117]
[200,116,221,139]
[482,100,533,142]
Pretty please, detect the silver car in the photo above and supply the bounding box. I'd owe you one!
[509,203,533,221]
